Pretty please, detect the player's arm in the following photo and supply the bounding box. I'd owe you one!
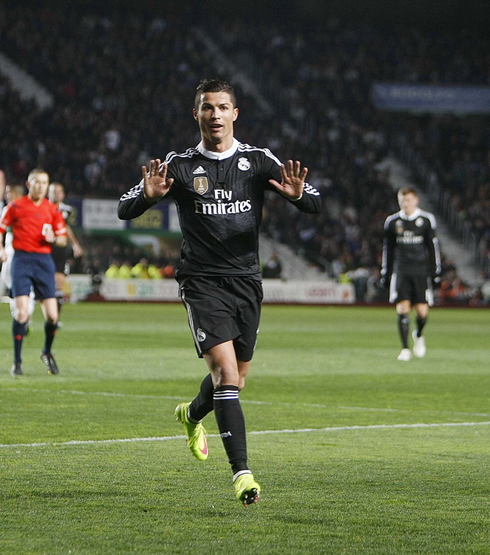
[66,225,83,257]
[425,217,442,285]
[268,160,322,214]
[380,219,395,288]
[118,159,174,220]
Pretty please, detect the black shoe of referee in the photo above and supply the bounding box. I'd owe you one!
[40,352,59,375]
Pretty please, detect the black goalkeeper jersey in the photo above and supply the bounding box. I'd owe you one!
[381,208,441,278]
[118,139,322,279]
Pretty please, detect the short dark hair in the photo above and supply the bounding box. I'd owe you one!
[398,187,418,197]
[194,79,236,110]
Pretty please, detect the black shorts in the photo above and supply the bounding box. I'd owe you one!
[179,275,263,361]
[51,245,71,275]
[390,273,433,306]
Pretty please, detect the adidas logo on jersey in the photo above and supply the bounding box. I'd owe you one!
[193,166,206,175]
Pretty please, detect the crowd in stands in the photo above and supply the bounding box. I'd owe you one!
[0,2,488,304]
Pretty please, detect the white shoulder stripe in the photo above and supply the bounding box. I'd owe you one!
[420,209,437,229]
[238,143,282,166]
[164,148,200,166]
[384,211,401,229]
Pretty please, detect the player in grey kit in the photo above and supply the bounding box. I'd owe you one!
[381,187,441,361]
[118,78,322,505]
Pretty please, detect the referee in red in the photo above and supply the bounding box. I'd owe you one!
[0,168,67,376]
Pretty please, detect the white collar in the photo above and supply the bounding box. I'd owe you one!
[400,208,421,221]
[196,138,239,160]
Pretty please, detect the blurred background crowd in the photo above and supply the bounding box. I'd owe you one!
[0,0,488,305]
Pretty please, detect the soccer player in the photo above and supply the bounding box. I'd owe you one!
[381,187,441,361]
[0,168,67,376]
[1,181,36,330]
[118,78,322,505]
[48,182,84,317]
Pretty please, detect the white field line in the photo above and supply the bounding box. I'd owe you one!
[5,387,490,418]
[1,421,489,449]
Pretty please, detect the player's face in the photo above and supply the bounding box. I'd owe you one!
[193,91,238,151]
[48,184,64,204]
[27,172,50,202]
[398,192,419,216]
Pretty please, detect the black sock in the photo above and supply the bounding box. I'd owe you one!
[213,386,248,475]
[415,316,427,338]
[43,322,58,354]
[189,373,214,422]
[398,314,409,349]
[12,319,26,363]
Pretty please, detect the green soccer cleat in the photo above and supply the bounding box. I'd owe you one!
[174,402,208,461]
[234,473,261,506]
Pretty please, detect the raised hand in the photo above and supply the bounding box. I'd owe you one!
[269,160,308,200]
[142,159,174,201]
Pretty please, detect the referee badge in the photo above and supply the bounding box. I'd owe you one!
[194,177,209,195]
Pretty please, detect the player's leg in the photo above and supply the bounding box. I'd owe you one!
[204,342,260,505]
[32,255,60,374]
[396,300,412,361]
[39,298,60,374]
[411,276,431,357]
[176,276,238,440]
[412,303,429,357]
[10,295,30,375]
[392,274,412,361]
[10,254,33,375]
[54,271,65,318]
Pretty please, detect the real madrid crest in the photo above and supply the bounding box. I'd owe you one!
[194,176,209,195]
[238,157,251,171]
[415,217,424,227]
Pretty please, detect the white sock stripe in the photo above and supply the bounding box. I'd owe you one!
[213,390,239,401]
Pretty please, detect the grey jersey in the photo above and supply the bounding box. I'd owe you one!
[119,139,322,279]
[381,208,441,278]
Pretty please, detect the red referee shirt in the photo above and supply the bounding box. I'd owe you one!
[0,195,67,254]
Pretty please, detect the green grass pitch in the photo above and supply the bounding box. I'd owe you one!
[0,302,489,554]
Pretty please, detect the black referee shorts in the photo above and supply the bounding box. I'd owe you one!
[390,273,433,306]
[179,275,263,361]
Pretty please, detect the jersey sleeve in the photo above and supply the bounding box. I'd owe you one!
[424,215,442,277]
[262,149,322,214]
[381,217,396,278]
[118,156,176,220]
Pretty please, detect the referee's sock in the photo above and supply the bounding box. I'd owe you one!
[43,322,59,354]
[12,319,26,363]
[189,373,214,422]
[213,386,248,474]
[415,316,427,337]
[398,313,409,349]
